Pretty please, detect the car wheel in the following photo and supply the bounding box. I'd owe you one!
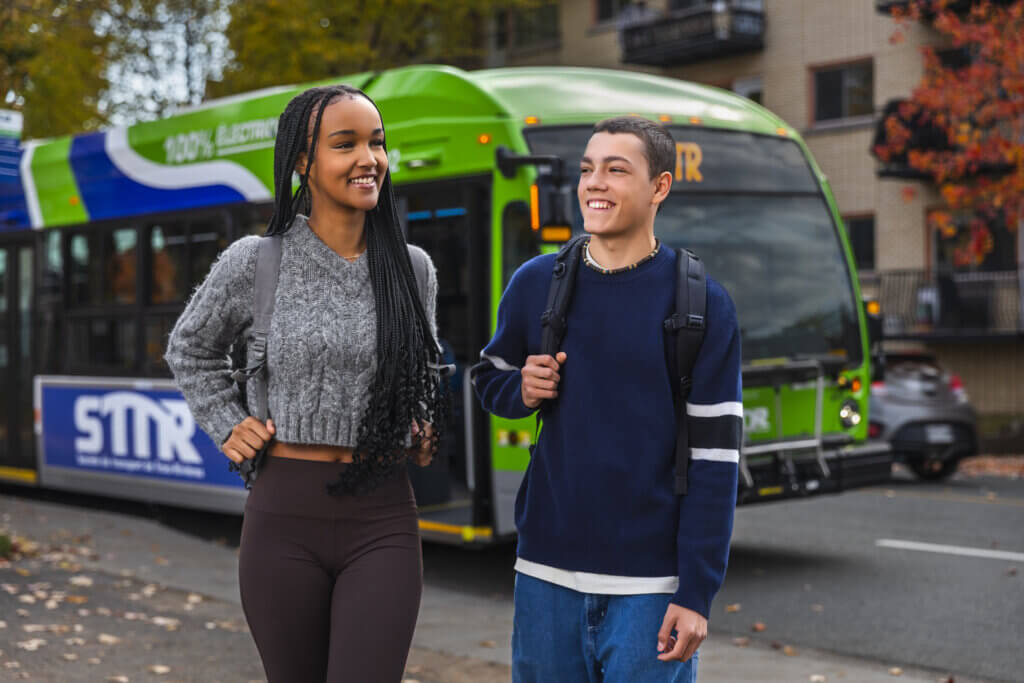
[909,457,960,481]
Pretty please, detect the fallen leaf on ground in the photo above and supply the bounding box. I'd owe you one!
[783,645,797,656]
[62,653,78,661]
[479,640,496,648]
[725,603,741,613]
[4,661,20,669]
[97,633,121,645]
[752,622,766,632]
[107,676,129,682]
[770,641,782,650]
[69,576,93,587]
[186,593,203,604]
[66,595,88,605]
[15,609,30,617]
[810,675,826,682]
[151,616,180,630]
[888,667,903,676]
[811,604,825,612]
[732,637,750,647]
[148,664,171,674]
[16,638,46,651]
[17,595,35,604]
[1006,567,1018,577]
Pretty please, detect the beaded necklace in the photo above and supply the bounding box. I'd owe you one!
[583,238,661,275]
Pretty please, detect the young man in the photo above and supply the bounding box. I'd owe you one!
[473,117,742,682]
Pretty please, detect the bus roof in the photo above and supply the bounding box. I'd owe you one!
[465,67,787,135]
[1,65,797,231]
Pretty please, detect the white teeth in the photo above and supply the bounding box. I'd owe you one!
[588,200,612,209]
[350,177,375,185]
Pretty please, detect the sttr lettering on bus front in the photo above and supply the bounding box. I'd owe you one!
[73,392,202,464]
[675,142,703,183]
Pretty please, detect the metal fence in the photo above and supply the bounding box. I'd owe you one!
[860,267,1023,338]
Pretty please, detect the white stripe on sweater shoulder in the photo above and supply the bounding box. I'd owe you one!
[686,401,743,418]
[691,448,740,463]
[479,353,519,372]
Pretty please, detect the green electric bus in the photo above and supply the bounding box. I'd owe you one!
[0,65,891,544]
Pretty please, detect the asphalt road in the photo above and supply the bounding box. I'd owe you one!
[417,470,1024,683]
[4,469,1022,682]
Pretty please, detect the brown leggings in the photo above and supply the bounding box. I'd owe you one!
[238,456,422,683]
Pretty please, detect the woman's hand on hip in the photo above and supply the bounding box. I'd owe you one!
[410,420,436,467]
[222,418,275,464]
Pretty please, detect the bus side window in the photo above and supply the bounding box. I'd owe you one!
[502,201,539,287]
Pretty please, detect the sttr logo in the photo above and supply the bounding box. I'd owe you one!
[74,392,202,464]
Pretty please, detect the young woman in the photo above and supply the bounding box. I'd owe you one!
[165,85,447,683]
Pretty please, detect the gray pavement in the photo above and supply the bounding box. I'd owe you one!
[0,489,980,683]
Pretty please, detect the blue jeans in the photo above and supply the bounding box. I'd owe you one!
[512,573,700,683]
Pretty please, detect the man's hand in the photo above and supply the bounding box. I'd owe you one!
[410,420,436,467]
[521,352,567,409]
[222,417,275,464]
[657,603,706,662]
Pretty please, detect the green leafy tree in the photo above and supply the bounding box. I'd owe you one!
[1,0,112,138]
[209,0,539,98]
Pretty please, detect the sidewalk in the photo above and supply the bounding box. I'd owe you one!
[0,493,970,683]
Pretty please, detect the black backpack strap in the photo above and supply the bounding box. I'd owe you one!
[663,248,707,495]
[229,234,282,486]
[540,234,588,356]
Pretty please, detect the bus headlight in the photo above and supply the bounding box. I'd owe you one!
[839,399,862,428]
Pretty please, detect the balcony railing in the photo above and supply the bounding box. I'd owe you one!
[860,268,1023,340]
[621,2,765,67]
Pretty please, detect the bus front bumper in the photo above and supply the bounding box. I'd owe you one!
[737,438,893,505]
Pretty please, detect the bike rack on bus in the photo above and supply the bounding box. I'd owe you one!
[740,359,838,493]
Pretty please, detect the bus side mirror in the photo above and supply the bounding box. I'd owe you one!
[864,297,884,381]
[533,170,574,244]
[496,146,574,244]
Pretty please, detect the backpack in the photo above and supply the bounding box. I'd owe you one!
[539,234,707,496]
[228,235,437,487]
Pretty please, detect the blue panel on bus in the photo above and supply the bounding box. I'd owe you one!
[39,382,245,489]
[69,133,245,222]
[0,137,28,230]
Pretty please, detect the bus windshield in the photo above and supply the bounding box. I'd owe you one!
[525,126,863,365]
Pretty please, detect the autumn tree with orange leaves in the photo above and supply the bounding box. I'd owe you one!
[874,0,1023,268]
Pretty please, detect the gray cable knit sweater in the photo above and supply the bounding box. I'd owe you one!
[164,215,438,448]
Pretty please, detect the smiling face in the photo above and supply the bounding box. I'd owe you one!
[299,95,388,214]
[578,131,670,239]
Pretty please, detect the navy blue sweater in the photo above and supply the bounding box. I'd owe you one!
[473,246,742,618]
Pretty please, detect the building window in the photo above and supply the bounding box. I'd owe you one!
[495,3,560,49]
[813,61,873,123]
[732,75,763,105]
[844,215,875,272]
[597,0,632,23]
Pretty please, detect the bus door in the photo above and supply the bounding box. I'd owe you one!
[0,237,36,483]
[396,178,493,543]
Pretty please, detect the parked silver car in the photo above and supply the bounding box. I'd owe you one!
[869,351,978,480]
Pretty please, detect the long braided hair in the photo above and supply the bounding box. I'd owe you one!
[267,85,448,494]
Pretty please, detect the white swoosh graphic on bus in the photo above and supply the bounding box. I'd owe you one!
[105,127,271,200]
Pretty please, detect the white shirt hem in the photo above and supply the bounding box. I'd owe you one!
[515,558,679,595]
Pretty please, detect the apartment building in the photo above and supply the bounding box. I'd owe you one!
[487,0,1023,447]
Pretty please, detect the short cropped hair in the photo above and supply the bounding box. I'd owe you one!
[592,116,675,180]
